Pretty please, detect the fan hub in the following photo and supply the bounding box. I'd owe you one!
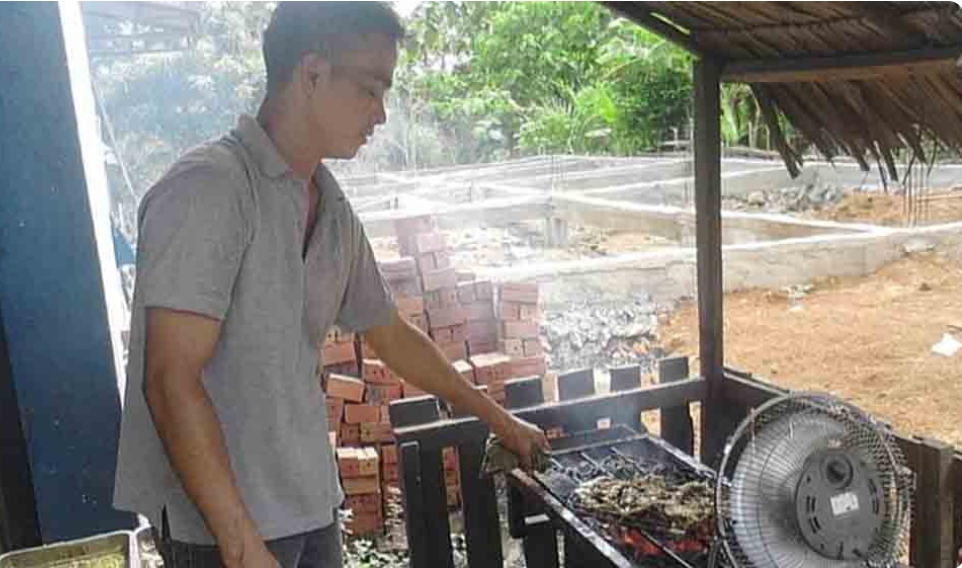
[795,449,884,560]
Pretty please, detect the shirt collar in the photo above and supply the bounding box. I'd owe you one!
[233,114,291,178]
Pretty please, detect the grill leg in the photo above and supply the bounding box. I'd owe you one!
[522,515,559,568]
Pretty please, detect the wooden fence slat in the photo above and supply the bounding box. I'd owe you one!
[505,376,544,410]
[420,445,455,568]
[399,442,430,568]
[457,440,503,568]
[658,356,694,455]
[910,437,955,568]
[609,365,643,432]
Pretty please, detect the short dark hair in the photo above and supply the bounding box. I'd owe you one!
[262,2,405,94]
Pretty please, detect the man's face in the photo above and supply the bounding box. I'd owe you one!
[306,34,398,160]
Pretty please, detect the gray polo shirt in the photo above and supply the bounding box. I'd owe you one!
[113,115,395,544]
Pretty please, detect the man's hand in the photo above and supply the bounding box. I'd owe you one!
[493,415,551,472]
[222,531,281,568]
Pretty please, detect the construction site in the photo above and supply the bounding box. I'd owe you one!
[340,154,962,446]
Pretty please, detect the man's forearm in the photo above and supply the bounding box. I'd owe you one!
[144,374,258,564]
[370,315,513,433]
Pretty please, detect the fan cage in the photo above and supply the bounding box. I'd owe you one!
[714,392,913,568]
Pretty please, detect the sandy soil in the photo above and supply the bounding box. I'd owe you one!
[812,191,962,227]
[659,253,962,446]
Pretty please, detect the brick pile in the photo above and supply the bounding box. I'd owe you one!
[497,282,547,380]
[336,447,382,535]
[321,326,357,376]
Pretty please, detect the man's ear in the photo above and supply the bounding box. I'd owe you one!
[298,53,332,95]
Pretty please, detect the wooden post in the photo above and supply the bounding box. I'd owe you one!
[457,438,503,568]
[909,438,955,568]
[658,357,694,455]
[390,398,454,568]
[609,365,643,433]
[694,58,725,466]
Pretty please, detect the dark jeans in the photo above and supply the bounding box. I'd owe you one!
[153,515,343,568]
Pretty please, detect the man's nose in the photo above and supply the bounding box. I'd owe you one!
[373,98,387,126]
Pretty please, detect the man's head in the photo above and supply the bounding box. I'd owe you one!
[262,2,404,160]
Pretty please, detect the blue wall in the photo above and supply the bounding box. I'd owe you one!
[0,2,134,542]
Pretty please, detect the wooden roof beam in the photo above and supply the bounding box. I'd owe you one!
[722,45,962,84]
[602,2,707,58]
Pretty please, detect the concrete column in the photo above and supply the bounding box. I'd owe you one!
[0,1,134,542]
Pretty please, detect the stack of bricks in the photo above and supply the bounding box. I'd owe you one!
[379,257,428,333]
[395,216,468,363]
[321,326,357,376]
[498,282,547,380]
[336,447,382,535]
[460,280,498,356]
[468,352,511,405]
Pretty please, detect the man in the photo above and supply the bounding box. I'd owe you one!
[112,4,550,568]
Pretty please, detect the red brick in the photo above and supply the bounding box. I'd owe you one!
[423,290,441,310]
[362,359,400,386]
[379,257,418,281]
[474,281,494,300]
[468,337,498,355]
[326,397,344,424]
[379,405,391,424]
[364,384,402,404]
[414,232,446,254]
[468,320,498,338]
[421,268,458,292]
[415,253,436,273]
[438,287,459,307]
[327,374,365,403]
[452,360,475,383]
[340,423,360,445]
[449,323,466,343]
[360,339,377,359]
[502,320,539,339]
[345,403,380,424]
[444,468,460,487]
[395,295,425,316]
[380,444,398,465]
[361,422,394,443]
[523,338,543,357]
[466,302,494,322]
[337,448,361,477]
[500,282,539,304]
[519,304,541,321]
[443,447,458,470]
[470,353,511,385]
[343,476,380,495]
[499,338,523,358]
[388,278,421,297]
[344,493,381,514]
[346,511,383,535]
[381,462,399,483]
[456,282,477,303]
[358,447,379,477]
[509,355,547,378]
[499,301,521,321]
[433,250,451,269]
[456,270,475,282]
[394,215,434,238]
[431,326,453,344]
[322,341,356,365]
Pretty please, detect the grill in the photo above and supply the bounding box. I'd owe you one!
[507,426,723,568]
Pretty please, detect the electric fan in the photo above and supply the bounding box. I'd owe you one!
[714,392,913,568]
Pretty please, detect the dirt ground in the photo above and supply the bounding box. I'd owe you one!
[811,190,962,226]
[658,252,962,447]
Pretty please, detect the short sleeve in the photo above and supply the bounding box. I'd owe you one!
[135,160,252,321]
[334,205,396,333]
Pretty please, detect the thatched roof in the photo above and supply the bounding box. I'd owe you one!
[604,2,962,180]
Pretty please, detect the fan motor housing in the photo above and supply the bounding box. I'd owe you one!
[795,448,884,560]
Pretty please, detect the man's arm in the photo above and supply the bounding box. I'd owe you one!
[143,307,278,568]
[365,311,549,469]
